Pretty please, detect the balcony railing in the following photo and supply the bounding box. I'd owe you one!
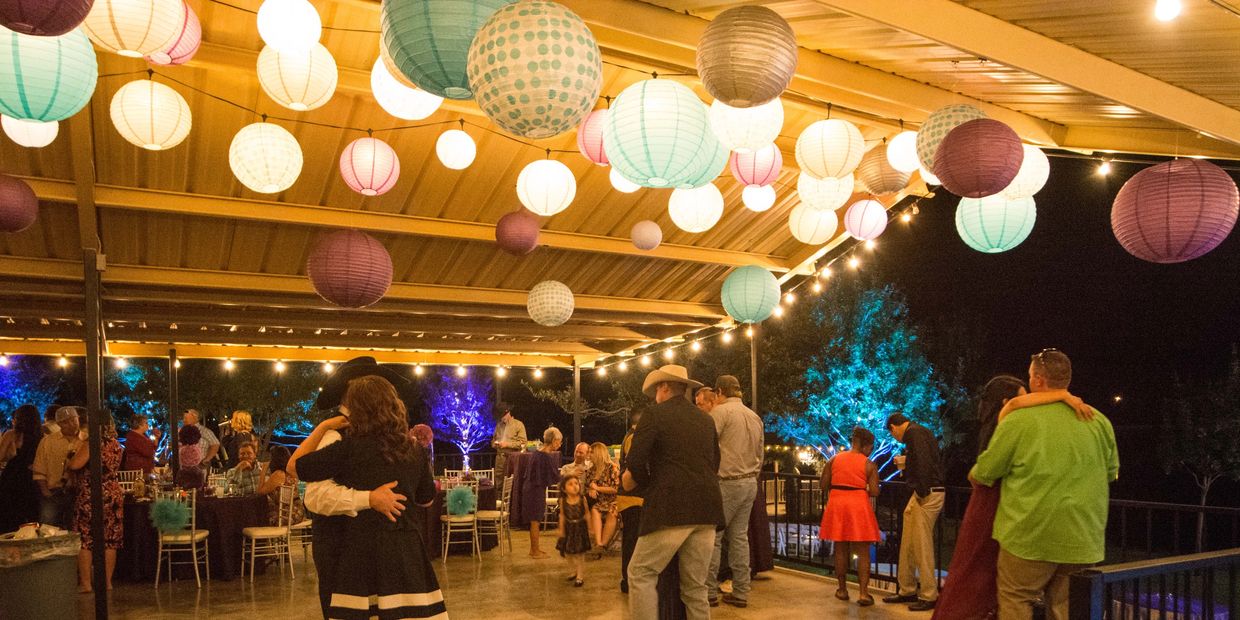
[1069,548,1240,619]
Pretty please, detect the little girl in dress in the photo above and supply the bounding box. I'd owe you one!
[557,474,592,586]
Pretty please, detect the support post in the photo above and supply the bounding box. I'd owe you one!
[750,323,760,414]
[572,362,582,448]
[82,248,107,619]
[168,349,178,473]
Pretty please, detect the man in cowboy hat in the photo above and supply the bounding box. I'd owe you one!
[622,365,725,620]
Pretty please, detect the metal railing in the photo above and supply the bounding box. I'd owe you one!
[433,451,497,474]
[1069,548,1240,619]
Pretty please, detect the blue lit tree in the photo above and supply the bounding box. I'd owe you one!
[426,369,494,469]
[105,359,168,433]
[0,356,63,427]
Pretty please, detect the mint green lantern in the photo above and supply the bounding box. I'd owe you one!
[955,195,1037,253]
[603,79,727,189]
[0,26,97,122]
[721,265,780,324]
[381,0,514,100]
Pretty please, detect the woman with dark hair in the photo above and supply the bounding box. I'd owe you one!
[819,426,882,606]
[290,376,444,619]
[67,410,124,592]
[257,445,304,526]
[0,405,43,532]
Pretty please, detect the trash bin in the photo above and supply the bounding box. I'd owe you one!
[0,532,80,620]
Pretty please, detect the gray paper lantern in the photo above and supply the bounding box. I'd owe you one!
[527,280,574,327]
[495,209,540,256]
[307,229,393,308]
[0,173,37,232]
[631,220,662,251]
[696,5,796,108]
[856,144,911,196]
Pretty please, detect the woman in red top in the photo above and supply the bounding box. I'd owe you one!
[819,426,881,606]
[121,416,157,474]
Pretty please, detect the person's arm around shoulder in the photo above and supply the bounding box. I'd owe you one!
[1100,413,1120,482]
[999,390,1094,422]
[67,440,90,471]
[970,414,1023,486]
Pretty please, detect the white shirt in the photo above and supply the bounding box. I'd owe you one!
[711,397,765,478]
[301,430,371,517]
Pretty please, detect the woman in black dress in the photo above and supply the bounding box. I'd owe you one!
[0,405,43,532]
[292,375,445,620]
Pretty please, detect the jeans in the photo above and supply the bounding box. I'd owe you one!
[897,491,945,601]
[997,548,1089,620]
[707,478,757,601]
[628,524,716,620]
[39,488,73,530]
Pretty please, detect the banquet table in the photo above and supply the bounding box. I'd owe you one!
[422,481,498,557]
[117,493,269,582]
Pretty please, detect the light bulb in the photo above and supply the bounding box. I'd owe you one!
[640,355,652,367]
[865,240,876,251]
[274,361,286,373]
[663,349,675,361]
[745,327,754,339]
[115,358,129,369]
[0,355,10,367]
[496,367,508,378]
[722,331,734,344]
[772,306,785,318]
[618,360,628,372]
[174,360,182,369]
[58,356,69,368]
[690,341,702,352]
[322,362,334,373]
[901,212,913,223]
[597,367,607,377]
[812,281,823,293]
[1097,161,1112,176]
[224,359,235,371]
[848,257,861,270]
[784,292,796,305]
[436,129,476,170]
[821,267,833,279]
[413,364,425,376]
[1154,0,1181,21]
[455,365,467,377]
[533,368,544,379]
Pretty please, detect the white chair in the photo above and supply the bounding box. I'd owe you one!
[475,476,512,556]
[543,486,560,529]
[442,477,478,492]
[117,469,143,492]
[471,468,495,485]
[155,489,210,588]
[443,468,466,480]
[241,484,296,581]
[289,518,313,562]
[441,487,480,562]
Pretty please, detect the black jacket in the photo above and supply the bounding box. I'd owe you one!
[625,395,724,536]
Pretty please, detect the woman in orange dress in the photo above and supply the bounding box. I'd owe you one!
[819,426,881,606]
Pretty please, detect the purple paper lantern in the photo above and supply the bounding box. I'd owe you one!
[495,209,540,256]
[1111,159,1239,264]
[0,0,94,36]
[0,173,37,232]
[307,229,393,308]
[631,219,662,251]
[729,145,782,188]
[933,118,1024,199]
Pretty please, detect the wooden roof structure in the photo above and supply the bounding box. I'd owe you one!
[2,0,1238,369]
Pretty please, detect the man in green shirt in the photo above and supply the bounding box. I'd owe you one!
[970,349,1119,620]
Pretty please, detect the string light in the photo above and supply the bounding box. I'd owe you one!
[640,355,652,367]
[274,361,286,373]
[0,355,8,367]
[772,305,785,318]
[663,349,675,361]
[865,240,876,251]
[1097,160,1112,176]
[1154,0,1182,21]
[784,292,796,305]
[322,362,334,373]
[413,364,425,377]
[848,257,861,270]
[745,327,754,338]
[811,280,823,293]
[58,356,69,368]
[496,367,508,378]
[223,359,235,371]
[901,212,913,223]
[690,341,702,352]
[455,365,467,377]
[596,366,607,377]
[821,267,833,279]
[618,360,628,372]
[115,358,129,369]
[174,360,182,369]
[722,331,734,344]
[533,367,544,379]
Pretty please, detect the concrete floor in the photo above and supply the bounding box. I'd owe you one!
[85,533,924,620]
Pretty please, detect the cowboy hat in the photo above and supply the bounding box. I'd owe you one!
[313,356,411,412]
[641,364,704,398]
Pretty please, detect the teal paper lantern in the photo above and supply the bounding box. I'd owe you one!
[380,0,515,100]
[603,79,727,189]
[721,265,780,324]
[955,195,1036,253]
[0,26,97,122]
[467,1,602,139]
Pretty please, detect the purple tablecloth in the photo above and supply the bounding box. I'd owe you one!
[117,494,268,582]
[422,482,497,556]
[507,451,560,527]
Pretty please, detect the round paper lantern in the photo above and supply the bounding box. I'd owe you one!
[435,129,475,170]
[0,174,37,233]
[340,137,400,196]
[381,0,515,100]
[1111,159,1239,264]
[576,109,608,166]
[933,118,1024,199]
[0,0,93,36]
[257,0,320,53]
[844,199,888,240]
[796,119,865,180]
[257,43,338,112]
[603,79,728,189]
[721,264,780,324]
[109,79,191,151]
[631,220,662,251]
[0,26,97,122]
[467,0,602,140]
[2,115,57,147]
[856,144,911,196]
[610,168,640,194]
[886,130,920,173]
[370,58,443,121]
[229,122,303,194]
[517,159,575,216]
[1001,144,1050,199]
[527,280,574,327]
[83,0,183,58]
[919,164,941,186]
[743,185,776,213]
[916,103,985,170]
[730,144,782,188]
[145,0,198,65]
[668,183,724,233]
[379,41,419,89]
[789,203,839,245]
[697,5,795,108]
[710,97,783,153]
[307,229,393,309]
[798,172,854,212]
[956,195,1036,254]
[495,209,540,255]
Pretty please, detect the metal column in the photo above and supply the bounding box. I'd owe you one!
[750,323,760,414]
[83,248,107,619]
[168,348,179,472]
[572,362,582,447]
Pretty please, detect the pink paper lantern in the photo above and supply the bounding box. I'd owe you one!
[933,119,1024,198]
[145,1,200,66]
[729,144,782,187]
[307,229,393,308]
[631,219,662,251]
[0,173,37,232]
[1111,159,1239,264]
[576,109,608,166]
[495,209,541,256]
[0,0,94,36]
[339,137,400,197]
[844,199,888,241]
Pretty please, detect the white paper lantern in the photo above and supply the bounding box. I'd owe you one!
[370,58,442,121]
[83,0,184,58]
[436,129,475,170]
[229,122,303,194]
[610,168,640,194]
[796,119,865,180]
[919,164,941,186]
[1001,145,1050,199]
[886,131,920,173]
[257,43,337,112]
[789,203,839,245]
[527,280,574,327]
[340,137,400,196]
[2,115,57,147]
[709,97,783,153]
[668,183,724,233]
[742,185,776,213]
[109,79,191,151]
[798,172,854,212]
[517,159,576,216]
[257,0,321,54]
[844,199,888,241]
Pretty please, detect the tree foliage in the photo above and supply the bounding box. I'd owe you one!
[177,360,321,449]
[0,356,63,427]
[426,369,494,467]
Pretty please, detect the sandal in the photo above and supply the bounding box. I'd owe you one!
[566,575,579,582]
[834,588,850,601]
[857,595,874,607]
[574,578,584,587]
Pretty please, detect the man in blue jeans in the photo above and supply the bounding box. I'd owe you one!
[32,406,82,530]
[705,375,764,608]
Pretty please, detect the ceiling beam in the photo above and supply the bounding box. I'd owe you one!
[66,113,100,250]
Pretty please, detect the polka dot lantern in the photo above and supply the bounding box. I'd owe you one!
[844,199,888,241]
[1111,159,1239,264]
[933,118,1024,199]
[381,0,516,100]
[955,195,1036,253]
[257,43,338,112]
[797,172,854,212]
[2,115,57,147]
[307,229,393,309]
[729,144,782,188]
[0,173,37,233]
[495,209,541,255]
[631,219,662,251]
[0,26,97,122]
[229,122,303,194]
[721,264,780,324]
[109,78,192,151]
[0,0,93,36]
[83,0,184,58]
[145,0,199,65]
[856,144,911,196]
[668,183,724,233]
[696,5,796,108]
[1001,144,1050,199]
[709,97,783,153]
[339,137,400,196]
[796,119,864,180]
[527,280,574,327]
[517,159,576,216]
[575,109,608,166]
[603,79,728,189]
[789,203,839,245]
[370,58,443,121]
[916,103,985,170]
